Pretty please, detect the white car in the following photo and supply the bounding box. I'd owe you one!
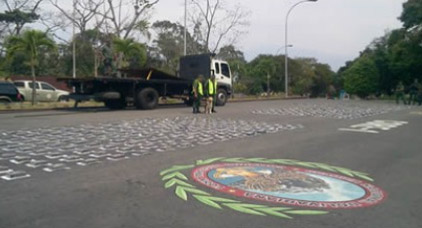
[13,80,70,102]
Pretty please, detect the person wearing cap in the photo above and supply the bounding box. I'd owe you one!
[192,75,204,114]
[205,74,218,113]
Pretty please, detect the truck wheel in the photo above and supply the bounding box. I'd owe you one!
[0,98,11,104]
[105,99,126,110]
[58,96,68,102]
[216,89,228,106]
[136,87,159,110]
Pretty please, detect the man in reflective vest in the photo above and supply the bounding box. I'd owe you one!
[206,74,218,113]
[192,75,204,114]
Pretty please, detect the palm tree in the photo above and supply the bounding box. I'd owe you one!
[7,30,56,105]
[112,38,146,70]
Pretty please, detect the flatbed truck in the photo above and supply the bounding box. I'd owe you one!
[60,54,233,110]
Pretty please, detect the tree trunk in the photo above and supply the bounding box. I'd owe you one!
[31,63,36,106]
[94,49,98,78]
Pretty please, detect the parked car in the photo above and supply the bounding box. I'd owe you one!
[14,80,69,102]
[0,81,22,104]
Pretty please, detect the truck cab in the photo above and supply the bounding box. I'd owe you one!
[179,54,232,106]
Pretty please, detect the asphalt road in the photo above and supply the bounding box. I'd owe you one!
[0,99,421,228]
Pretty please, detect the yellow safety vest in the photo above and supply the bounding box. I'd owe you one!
[207,79,217,95]
[193,79,203,96]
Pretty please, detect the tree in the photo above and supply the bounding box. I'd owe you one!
[113,38,146,70]
[310,62,335,97]
[0,0,43,36]
[6,30,56,105]
[50,0,105,33]
[149,20,204,74]
[0,10,40,35]
[0,0,44,55]
[342,56,379,98]
[189,0,249,53]
[218,45,246,95]
[400,0,422,29]
[102,0,158,39]
[217,45,245,62]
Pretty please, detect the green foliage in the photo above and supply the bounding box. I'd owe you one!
[338,0,422,97]
[148,20,204,74]
[0,9,39,24]
[0,9,39,36]
[5,30,56,105]
[400,0,422,29]
[240,55,335,96]
[343,56,379,98]
[113,38,147,69]
[218,45,246,63]
[6,30,56,71]
[63,34,97,77]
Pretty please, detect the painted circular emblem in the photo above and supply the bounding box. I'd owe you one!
[191,163,386,209]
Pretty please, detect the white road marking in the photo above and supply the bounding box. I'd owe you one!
[339,120,408,134]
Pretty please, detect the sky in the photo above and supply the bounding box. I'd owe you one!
[151,0,407,71]
[31,0,407,71]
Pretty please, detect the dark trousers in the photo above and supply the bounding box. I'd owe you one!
[396,92,406,105]
[211,94,216,111]
[193,95,202,113]
[417,94,422,106]
[408,92,417,105]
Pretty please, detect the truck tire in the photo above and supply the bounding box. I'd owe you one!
[105,99,126,110]
[58,95,68,102]
[216,88,228,106]
[136,87,159,110]
[0,98,11,104]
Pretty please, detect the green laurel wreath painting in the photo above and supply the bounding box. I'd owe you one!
[160,158,386,219]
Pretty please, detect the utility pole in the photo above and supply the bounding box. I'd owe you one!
[72,0,76,79]
[184,0,187,56]
[284,0,318,98]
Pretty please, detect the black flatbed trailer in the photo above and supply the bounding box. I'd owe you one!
[59,68,195,110]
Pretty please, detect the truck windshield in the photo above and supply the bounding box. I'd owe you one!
[14,82,24,88]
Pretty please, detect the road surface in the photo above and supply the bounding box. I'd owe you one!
[0,99,421,228]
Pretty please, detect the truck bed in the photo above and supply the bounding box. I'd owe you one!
[59,68,190,84]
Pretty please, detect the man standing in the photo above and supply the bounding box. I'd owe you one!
[416,80,422,106]
[408,79,419,105]
[192,75,204,114]
[395,81,406,105]
[206,74,218,113]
